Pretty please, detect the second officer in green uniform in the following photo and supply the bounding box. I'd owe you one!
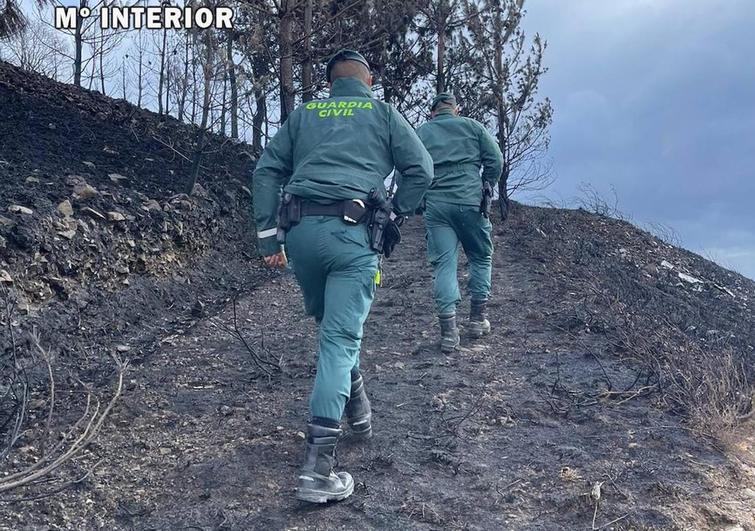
[252,50,432,503]
[417,92,504,352]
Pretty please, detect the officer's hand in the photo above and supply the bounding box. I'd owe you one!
[263,251,288,269]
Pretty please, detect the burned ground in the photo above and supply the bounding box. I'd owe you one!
[1,61,754,530]
[0,59,254,307]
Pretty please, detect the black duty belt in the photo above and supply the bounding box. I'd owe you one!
[277,190,401,257]
[300,201,344,217]
[301,199,368,224]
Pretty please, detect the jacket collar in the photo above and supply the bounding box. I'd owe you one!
[329,77,373,98]
[433,108,456,119]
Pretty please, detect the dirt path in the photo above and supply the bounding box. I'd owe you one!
[4,217,754,530]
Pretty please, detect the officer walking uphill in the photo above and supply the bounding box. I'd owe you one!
[252,50,433,503]
[417,93,504,352]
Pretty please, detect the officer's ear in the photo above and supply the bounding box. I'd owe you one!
[366,74,373,87]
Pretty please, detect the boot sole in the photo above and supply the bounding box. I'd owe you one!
[296,481,354,504]
[441,339,460,353]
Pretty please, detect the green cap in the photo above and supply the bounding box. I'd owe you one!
[326,49,370,82]
[431,92,457,110]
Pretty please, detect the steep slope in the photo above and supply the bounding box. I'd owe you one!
[1,61,753,530]
[1,59,261,383]
[1,59,254,305]
[507,206,755,431]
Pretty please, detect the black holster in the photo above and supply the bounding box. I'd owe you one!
[277,193,301,243]
[366,189,401,258]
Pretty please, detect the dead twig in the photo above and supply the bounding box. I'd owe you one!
[151,133,191,162]
[589,351,612,392]
[593,512,629,530]
[0,460,103,503]
[1,287,28,461]
[1,392,93,485]
[590,480,629,530]
[0,355,128,493]
[212,297,280,378]
[495,478,522,502]
[128,122,140,142]
[441,371,496,435]
[609,385,658,406]
[29,329,56,451]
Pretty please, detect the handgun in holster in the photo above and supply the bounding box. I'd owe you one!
[276,192,301,244]
[481,181,494,219]
[366,189,401,258]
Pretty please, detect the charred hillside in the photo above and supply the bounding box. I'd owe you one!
[1,59,254,305]
[0,59,264,385]
[504,205,755,429]
[0,62,753,530]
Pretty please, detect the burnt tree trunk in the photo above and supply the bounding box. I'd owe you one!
[73,3,83,86]
[301,0,314,102]
[121,57,126,99]
[187,31,214,193]
[220,69,228,136]
[436,22,445,93]
[493,4,509,216]
[178,34,190,121]
[252,84,267,157]
[158,25,167,116]
[227,31,239,138]
[279,1,296,122]
[98,25,105,94]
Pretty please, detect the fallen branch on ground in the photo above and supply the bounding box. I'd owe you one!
[211,297,281,378]
[0,460,103,503]
[0,354,128,494]
[590,481,629,530]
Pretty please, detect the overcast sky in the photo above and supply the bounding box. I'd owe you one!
[8,0,754,278]
[520,0,755,279]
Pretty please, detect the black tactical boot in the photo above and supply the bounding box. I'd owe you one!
[344,373,372,440]
[439,314,460,353]
[468,299,491,338]
[296,422,354,503]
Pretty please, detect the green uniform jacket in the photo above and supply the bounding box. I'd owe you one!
[417,109,503,206]
[252,77,434,256]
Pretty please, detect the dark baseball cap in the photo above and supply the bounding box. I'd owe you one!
[326,49,370,82]
[431,92,458,110]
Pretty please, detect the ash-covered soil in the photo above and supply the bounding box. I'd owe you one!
[1,59,254,309]
[1,59,258,383]
[1,60,754,530]
[3,211,754,530]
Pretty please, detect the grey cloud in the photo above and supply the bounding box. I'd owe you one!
[521,0,755,278]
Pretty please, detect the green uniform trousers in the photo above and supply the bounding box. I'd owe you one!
[285,216,378,422]
[424,201,494,316]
